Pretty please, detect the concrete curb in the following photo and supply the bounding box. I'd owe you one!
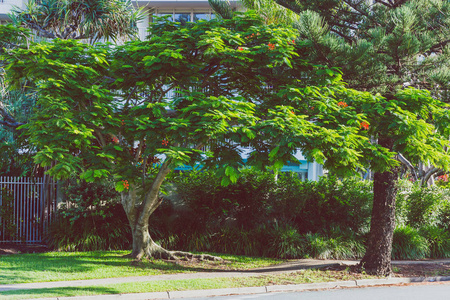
[28,276,450,300]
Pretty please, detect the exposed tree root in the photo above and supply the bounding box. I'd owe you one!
[356,261,392,276]
[150,247,223,261]
[162,250,223,261]
[127,239,222,262]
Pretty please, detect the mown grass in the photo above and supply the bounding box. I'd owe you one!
[0,251,284,285]
[0,269,377,300]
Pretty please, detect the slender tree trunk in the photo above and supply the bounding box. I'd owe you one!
[359,137,399,276]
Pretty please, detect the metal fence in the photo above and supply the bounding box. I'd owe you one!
[0,177,58,243]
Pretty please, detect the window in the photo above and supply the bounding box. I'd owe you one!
[174,12,191,25]
[153,9,215,24]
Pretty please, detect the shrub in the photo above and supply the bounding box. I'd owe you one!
[46,205,131,251]
[419,225,450,258]
[392,225,430,260]
[395,179,413,226]
[266,222,307,259]
[46,180,131,251]
[403,185,447,228]
[172,170,373,237]
[278,175,372,235]
[437,200,450,232]
[163,170,373,258]
[0,188,18,241]
[173,168,277,232]
[305,232,365,260]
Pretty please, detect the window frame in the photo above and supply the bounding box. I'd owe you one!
[152,8,215,23]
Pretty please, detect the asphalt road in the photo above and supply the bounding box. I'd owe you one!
[181,282,450,300]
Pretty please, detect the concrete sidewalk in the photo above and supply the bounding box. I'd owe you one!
[1,259,449,299]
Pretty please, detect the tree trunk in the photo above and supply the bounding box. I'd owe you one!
[120,163,221,261]
[129,216,173,259]
[127,211,221,261]
[359,138,399,276]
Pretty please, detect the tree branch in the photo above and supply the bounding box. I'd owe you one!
[24,22,58,39]
[424,39,450,56]
[0,119,24,128]
[374,0,394,8]
[396,152,418,181]
[0,103,24,129]
[141,160,172,221]
[421,166,440,187]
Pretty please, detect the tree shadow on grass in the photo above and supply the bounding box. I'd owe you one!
[0,251,257,285]
[0,286,122,298]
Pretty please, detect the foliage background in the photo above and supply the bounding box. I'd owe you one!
[46,170,450,259]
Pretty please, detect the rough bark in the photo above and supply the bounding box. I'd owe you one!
[359,137,399,276]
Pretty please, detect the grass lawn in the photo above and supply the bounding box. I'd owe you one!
[0,251,383,300]
[0,251,284,284]
[0,269,376,300]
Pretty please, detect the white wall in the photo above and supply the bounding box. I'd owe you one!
[0,0,25,19]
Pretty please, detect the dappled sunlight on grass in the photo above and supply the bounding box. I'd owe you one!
[0,251,286,285]
[0,251,189,284]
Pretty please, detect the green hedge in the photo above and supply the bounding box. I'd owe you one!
[46,170,450,259]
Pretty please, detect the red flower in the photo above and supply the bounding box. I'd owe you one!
[121,119,125,125]
[268,43,276,50]
[112,137,119,144]
[438,174,448,182]
[122,180,129,190]
[337,101,348,108]
[360,121,369,130]
[238,47,244,51]
[162,139,169,146]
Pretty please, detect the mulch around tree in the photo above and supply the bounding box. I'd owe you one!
[0,243,50,255]
[320,263,450,278]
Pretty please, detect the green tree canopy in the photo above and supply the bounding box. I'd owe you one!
[2,12,387,259]
[0,0,145,175]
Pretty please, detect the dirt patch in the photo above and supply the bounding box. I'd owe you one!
[392,263,450,277]
[320,263,450,278]
[0,243,49,255]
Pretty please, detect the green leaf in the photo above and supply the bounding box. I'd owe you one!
[283,57,293,68]
[274,160,284,170]
[115,181,125,192]
[269,146,280,158]
[221,176,231,186]
[93,170,104,178]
